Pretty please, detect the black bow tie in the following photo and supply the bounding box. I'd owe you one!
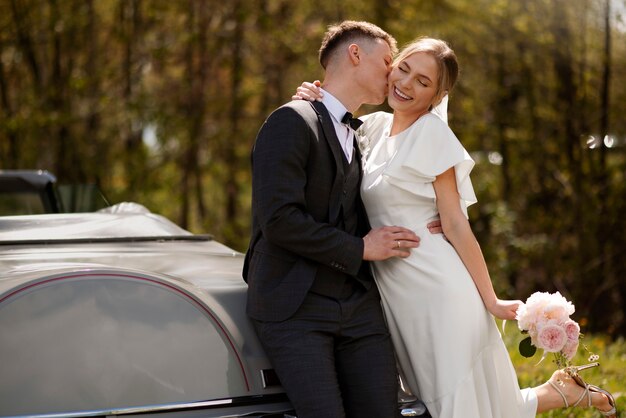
[341,112,363,130]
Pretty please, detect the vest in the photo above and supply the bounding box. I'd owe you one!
[309,149,364,298]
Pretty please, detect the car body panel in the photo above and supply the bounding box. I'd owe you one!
[0,210,291,417]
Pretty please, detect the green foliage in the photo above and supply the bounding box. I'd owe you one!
[519,335,537,358]
[1,0,625,334]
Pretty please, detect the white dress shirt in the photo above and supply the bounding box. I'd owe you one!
[320,89,354,163]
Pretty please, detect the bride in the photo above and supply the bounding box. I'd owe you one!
[295,36,616,418]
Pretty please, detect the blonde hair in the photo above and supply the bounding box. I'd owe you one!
[394,37,458,107]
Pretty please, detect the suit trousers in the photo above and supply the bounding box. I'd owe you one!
[252,282,398,418]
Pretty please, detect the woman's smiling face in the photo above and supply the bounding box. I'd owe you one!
[387,51,439,117]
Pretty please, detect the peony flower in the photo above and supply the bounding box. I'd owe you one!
[564,320,580,341]
[356,130,371,160]
[544,304,569,322]
[536,324,568,352]
[562,339,579,361]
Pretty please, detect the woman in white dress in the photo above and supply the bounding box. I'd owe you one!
[295,37,616,418]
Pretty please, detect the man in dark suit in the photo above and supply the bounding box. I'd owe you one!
[244,21,423,418]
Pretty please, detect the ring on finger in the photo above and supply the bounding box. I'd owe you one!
[396,240,401,249]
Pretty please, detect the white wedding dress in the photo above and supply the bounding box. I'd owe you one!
[359,111,537,418]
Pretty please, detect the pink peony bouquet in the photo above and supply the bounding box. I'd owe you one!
[516,291,583,367]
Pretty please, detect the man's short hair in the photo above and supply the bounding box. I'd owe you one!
[318,21,397,69]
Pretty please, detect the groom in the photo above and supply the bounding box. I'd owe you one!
[244,21,423,418]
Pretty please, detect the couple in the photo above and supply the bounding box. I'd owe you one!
[243,21,616,418]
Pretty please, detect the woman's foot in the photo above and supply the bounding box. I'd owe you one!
[546,369,616,417]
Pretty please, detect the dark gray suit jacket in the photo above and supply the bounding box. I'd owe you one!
[243,100,375,322]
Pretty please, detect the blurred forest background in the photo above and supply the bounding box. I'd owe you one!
[0,0,625,336]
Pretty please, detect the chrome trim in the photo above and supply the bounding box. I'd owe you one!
[4,399,232,418]
[0,234,214,246]
[260,369,281,388]
[4,394,292,417]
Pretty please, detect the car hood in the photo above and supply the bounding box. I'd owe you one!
[0,211,246,291]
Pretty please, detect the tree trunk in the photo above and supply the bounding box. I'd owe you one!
[0,42,18,167]
[119,0,144,198]
[592,0,618,333]
[223,0,245,245]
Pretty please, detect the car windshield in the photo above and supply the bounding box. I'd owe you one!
[0,192,47,215]
[0,170,110,215]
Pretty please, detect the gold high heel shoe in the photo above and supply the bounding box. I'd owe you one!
[549,362,617,417]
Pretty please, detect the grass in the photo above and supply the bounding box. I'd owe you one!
[501,321,626,417]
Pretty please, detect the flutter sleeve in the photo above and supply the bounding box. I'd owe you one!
[383,113,477,217]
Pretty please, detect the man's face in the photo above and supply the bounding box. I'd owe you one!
[356,39,393,105]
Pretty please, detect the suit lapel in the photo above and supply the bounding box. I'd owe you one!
[312,101,345,178]
[353,135,363,177]
[311,101,345,225]
[352,134,371,233]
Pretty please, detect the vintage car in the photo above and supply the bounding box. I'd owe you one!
[0,172,428,418]
[0,203,296,417]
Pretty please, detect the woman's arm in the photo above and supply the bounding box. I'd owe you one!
[433,167,521,320]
